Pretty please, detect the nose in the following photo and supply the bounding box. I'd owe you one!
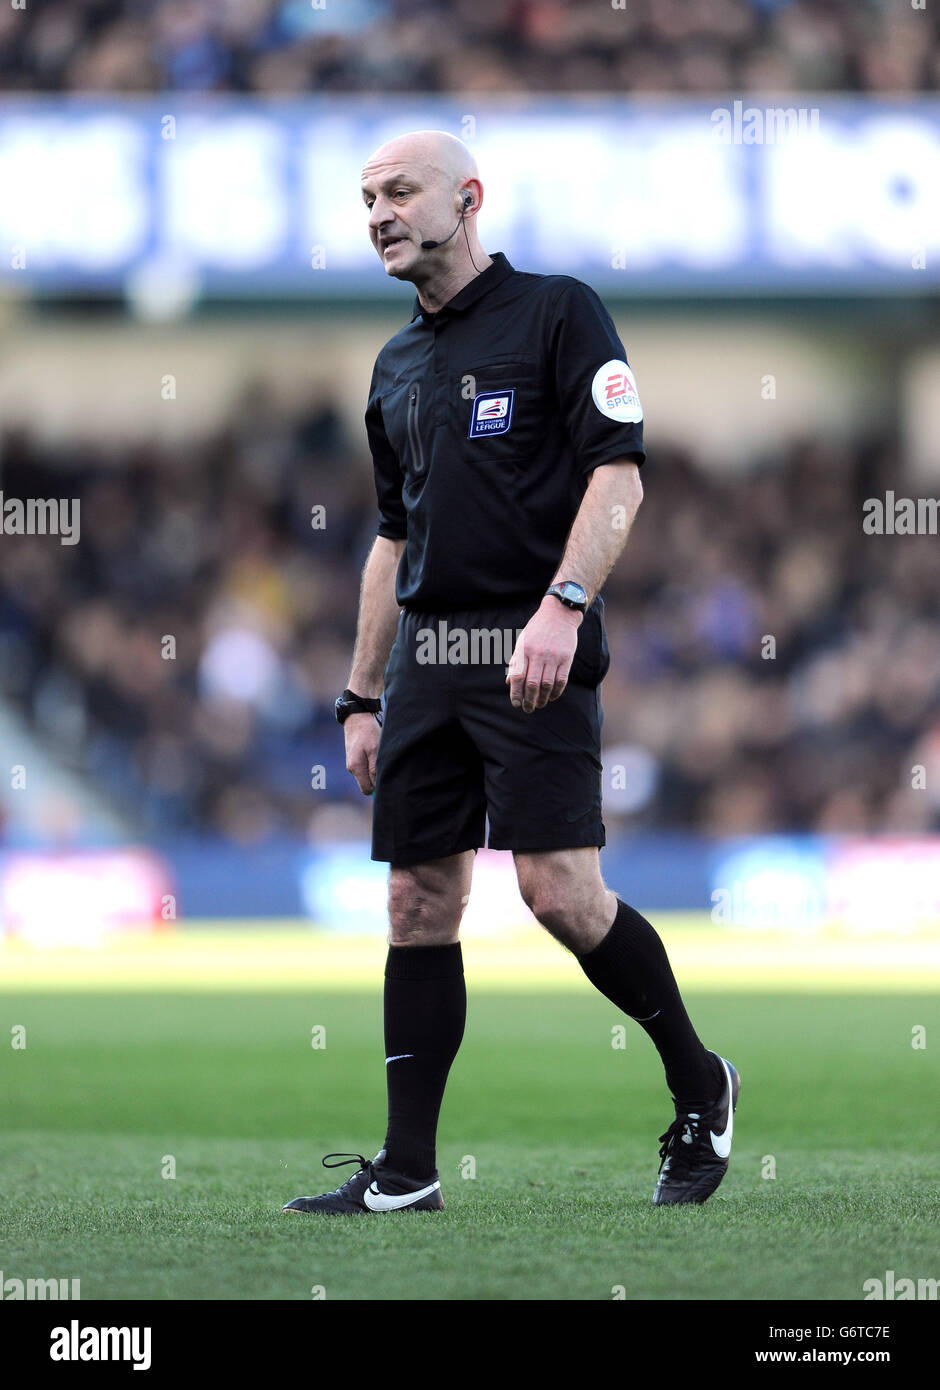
[369,196,392,234]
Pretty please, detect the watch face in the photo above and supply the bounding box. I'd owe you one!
[561,582,587,604]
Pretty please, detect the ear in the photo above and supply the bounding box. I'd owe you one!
[460,179,483,215]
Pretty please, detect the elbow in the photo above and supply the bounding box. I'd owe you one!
[593,457,643,507]
[619,459,643,511]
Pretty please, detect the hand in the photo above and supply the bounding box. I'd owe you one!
[345,713,381,794]
[506,597,582,713]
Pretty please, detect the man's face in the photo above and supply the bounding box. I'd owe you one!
[361,157,446,280]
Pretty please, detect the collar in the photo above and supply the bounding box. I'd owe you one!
[411,251,514,322]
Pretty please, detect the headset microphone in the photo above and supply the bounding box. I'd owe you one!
[420,191,474,250]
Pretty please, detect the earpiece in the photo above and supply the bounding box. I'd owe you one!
[420,192,477,253]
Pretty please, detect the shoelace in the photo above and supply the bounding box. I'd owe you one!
[321,1151,375,1181]
[657,1113,701,1175]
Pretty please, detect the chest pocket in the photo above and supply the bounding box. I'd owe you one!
[462,354,544,462]
[381,378,428,486]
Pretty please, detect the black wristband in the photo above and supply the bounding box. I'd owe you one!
[335,689,383,726]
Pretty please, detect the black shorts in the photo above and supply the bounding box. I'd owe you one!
[371,597,610,866]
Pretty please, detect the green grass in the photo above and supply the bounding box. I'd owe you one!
[1,987,938,1300]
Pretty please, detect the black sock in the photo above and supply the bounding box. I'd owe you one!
[578,898,722,1107]
[382,942,466,1180]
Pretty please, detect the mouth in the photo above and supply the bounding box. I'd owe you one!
[381,236,408,255]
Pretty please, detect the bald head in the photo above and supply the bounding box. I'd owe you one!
[362,129,479,191]
[360,129,489,300]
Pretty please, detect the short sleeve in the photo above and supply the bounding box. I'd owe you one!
[365,363,407,540]
[550,281,646,472]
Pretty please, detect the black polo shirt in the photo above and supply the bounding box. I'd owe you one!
[365,251,645,611]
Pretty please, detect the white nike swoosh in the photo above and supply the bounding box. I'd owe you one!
[363,1180,440,1211]
[709,1058,734,1159]
[385,1053,414,1064]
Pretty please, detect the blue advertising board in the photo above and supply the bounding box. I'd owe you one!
[0,96,937,295]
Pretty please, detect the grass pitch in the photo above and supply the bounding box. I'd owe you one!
[1,921,938,1301]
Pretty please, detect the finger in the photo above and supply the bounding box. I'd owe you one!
[532,662,558,710]
[347,751,371,796]
[507,645,527,708]
[548,666,570,702]
[522,660,546,713]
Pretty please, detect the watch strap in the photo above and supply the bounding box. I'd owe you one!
[545,581,588,613]
[336,689,383,725]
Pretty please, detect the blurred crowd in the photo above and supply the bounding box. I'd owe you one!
[0,394,937,845]
[0,0,936,96]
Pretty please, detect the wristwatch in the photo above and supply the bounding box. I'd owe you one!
[545,581,588,614]
[335,689,384,726]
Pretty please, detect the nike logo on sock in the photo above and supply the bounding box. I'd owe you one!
[385,1053,415,1064]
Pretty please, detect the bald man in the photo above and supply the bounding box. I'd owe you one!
[282,131,739,1216]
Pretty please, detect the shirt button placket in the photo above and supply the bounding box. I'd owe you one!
[433,315,449,431]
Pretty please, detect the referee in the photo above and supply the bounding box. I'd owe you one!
[283,130,739,1216]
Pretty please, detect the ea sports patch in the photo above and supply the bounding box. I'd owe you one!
[468,389,515,438]
[591,359,643,424]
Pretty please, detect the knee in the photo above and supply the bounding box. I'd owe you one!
[516,858,614,952]
[387,870,464,946]
[516,869,571,940]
